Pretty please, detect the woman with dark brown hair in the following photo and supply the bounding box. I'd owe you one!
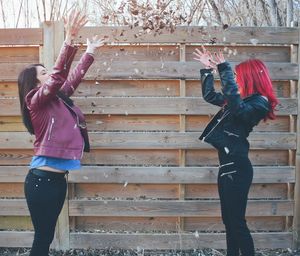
[18,10,105,256]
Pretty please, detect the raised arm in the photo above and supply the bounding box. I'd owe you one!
[61,35,106,96]
[193,46,225,106]
[26,10,88,109]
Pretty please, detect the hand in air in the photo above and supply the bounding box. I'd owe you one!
[86,35,107,55]
[64,9,88,44]
[193,46,225,69]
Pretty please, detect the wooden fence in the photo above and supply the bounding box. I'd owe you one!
[0,23,299,250]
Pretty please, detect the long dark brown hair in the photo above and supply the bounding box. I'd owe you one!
[18,64,74,135]
[18,64,43,134]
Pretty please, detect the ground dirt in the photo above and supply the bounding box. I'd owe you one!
[0,248,300,256]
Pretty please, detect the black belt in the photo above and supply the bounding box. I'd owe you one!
[30,168,68,179]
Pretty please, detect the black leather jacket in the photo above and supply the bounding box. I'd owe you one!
[199,62,270,156]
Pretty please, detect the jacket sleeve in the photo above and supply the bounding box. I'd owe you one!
[25,42,77,110]
[200,68,226,107]
[217,61,242,111]
[217,62,270,126]
[235,97,270,127]
[60,52,94,97]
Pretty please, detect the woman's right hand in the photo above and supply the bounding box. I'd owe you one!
[193,46,217,69]
[193,46,226,70]
[63,9,88,45]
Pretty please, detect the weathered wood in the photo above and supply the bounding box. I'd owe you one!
[1,97,296,116]
[293,29,300,249]
[2,79,289,98]
[77,26,299,44]
[85,114,180,132]
[69,232,292,249]
[85,61,298,80]
[75,216,179,232]
[0,131,295,150]
[75,184,179,199]
[0,28,43,45]
[42,21,70,251]
[186,115,290,132]
[0,61,298,81]
[186,80,291,98]
[0,148,290,166]
[76,45,180,62]
[186,45,292,62]
[186,149,290,166]
[0,231,292,249]
[0,216,32,230]
[0,166,294,184]
[0,47,39,63]
[74,216,286,232]
[184,216,286,232]
[74,183,287,200]
[74,80,180,97]
[68,199,293,217]
[0,199,292,217]
[186,184,289,200]
[0,116,25,132]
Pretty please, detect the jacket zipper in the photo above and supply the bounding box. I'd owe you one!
[224,130,240,137]
[219,162,234,168]
[48,117,55,141]
[220,170,237,177]
[202,110,230,142]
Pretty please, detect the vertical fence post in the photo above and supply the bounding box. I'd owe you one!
[293,26,300,249]
[42,21,70,251]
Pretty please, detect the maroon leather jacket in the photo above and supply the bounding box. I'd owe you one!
[25,42,94,160]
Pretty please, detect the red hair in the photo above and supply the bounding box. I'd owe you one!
[235,59,278,120]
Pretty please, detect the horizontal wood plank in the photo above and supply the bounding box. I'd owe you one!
[69,232,292,249]
[78,26,299,44]
[0,199,293,217]
[68,199,293,217]
[0,62,297,81]
[75,216,287,232]
[0,231,292,249]
[0,131,295,150]
[0,166,293,184]
[0,97,296,116]
[0,28,43,45]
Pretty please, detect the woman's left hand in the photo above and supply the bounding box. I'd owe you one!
[86,35,107,55]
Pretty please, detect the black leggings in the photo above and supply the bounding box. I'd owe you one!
[24,169,67,256]
[218,153,254,256]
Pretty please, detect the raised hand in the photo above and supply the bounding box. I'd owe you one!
[193,46,217,69]
[213,49,225,64]
[63,9,88,44]
[86,35,107,55]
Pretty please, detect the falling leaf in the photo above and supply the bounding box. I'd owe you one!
[250,38,259,45]
[124,181,128,187]
[95,81,100,85]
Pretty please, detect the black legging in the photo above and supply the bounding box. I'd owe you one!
[218,152,254,256]
[24,169,67,256]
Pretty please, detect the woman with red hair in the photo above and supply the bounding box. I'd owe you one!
[193,46,278,256]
